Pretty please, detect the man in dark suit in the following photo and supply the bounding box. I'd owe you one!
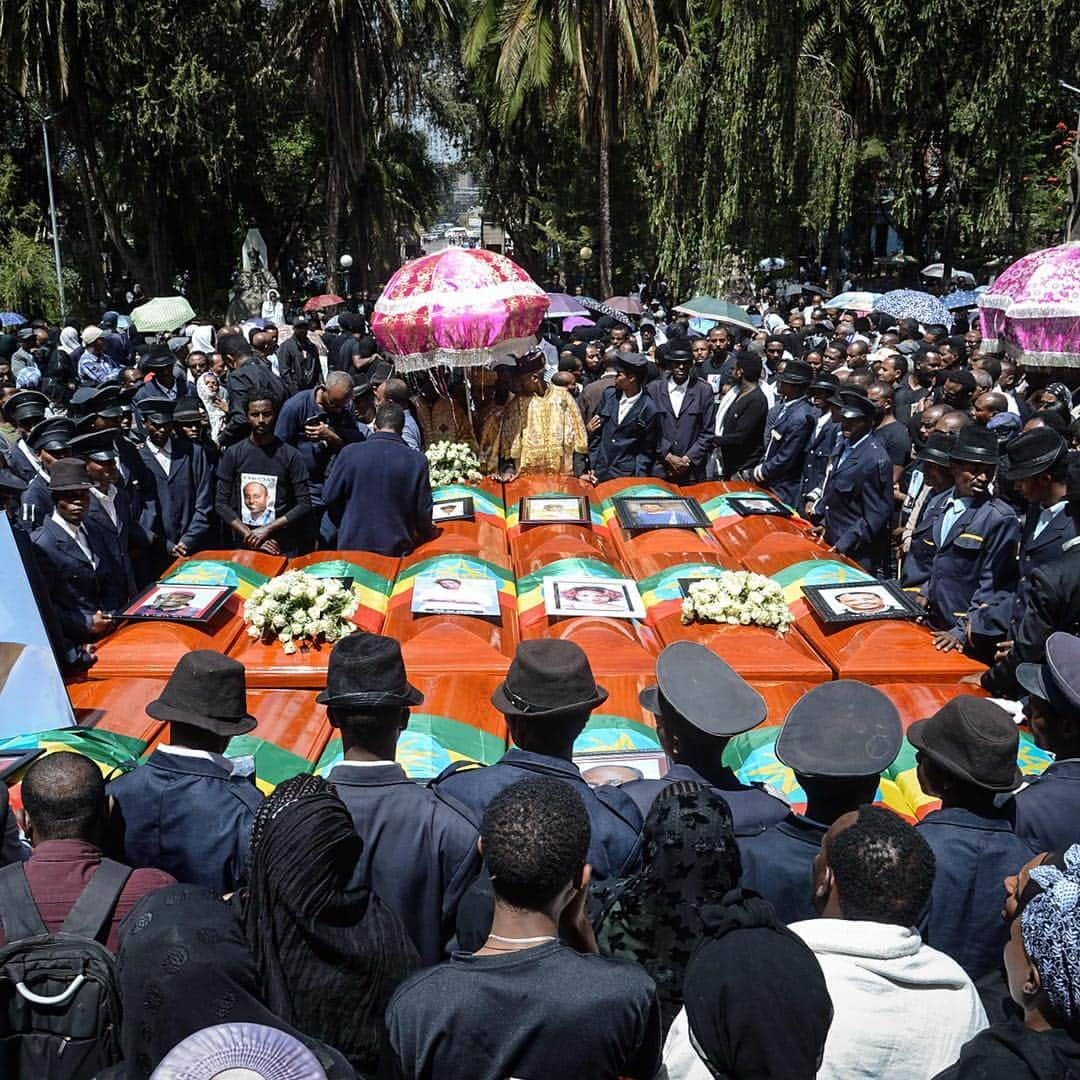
[276,316,322,398]
[30,459,128,667]
[587,352,660,482]
[136,398,214,569]
[712,353,768,480]
[813,391,893,575]
[219,332,287,448]
[1,389,49,483]
[620,642,788,833]
[16,417,76,533]
[921,426,1020,659]
[646,347,715,484]
[107,651,264,895]
[323,402,435,555]
[322,634,480,965]
[747,358,817,507]
[983,458,1080,696]
[799,372,841,508]
[432,640,642,883]
[739,681,902,924]
[132,343,189,405]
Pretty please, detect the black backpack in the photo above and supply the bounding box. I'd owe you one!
[0,858,131,1079]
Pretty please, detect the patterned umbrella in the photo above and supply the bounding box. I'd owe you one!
[603,295,644,315]
[978,241,1080,368]
[824,291,882,312]
[873,289,953,327]
[545,292,589,318]
[371,248,549,372]
[943,290,979,310]
[303,293,344,312]
[0,312,26,327]
[578,296,635,327]
[129,296,197,333]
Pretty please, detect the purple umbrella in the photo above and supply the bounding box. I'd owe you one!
[562,315,596,331]
[545,292,589,318]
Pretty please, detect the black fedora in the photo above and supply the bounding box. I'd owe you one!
[316,632,423,709]
[779,358,812,385]
[907,695,1021,792]
[916,431,954,468]
[1002,427,1067,481]
[47,458,92,493]
[949,425,999,467]
[146,650,257,736]
[491,640,608,718]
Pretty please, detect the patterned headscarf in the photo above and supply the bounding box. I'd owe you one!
[1023,844,1080,1026]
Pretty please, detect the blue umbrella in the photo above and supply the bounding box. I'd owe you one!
[0,312,27,327]
[943,290,978,310]
[873,289,953,326]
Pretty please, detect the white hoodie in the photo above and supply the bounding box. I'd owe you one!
[790,919,987,1079]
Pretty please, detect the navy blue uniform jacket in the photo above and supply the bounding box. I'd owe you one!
[107,750,264,894]
[799,417,840,504]
[85,484,141,598]
[918,806,1037,980]
[737,813,827,925]
[1011,502,1077,634]
[16,473,52,533]
[646,377,716,483]
[590,387,662,482]
[818,433,893,573]
[323,431,435,556]
[1011,760,1080,855]
[758,396,816,507]
[138,437,214,552]
[432,748,642,881]
[620,762,788,836]
[329,762,480,966]
[922,494,1020,640]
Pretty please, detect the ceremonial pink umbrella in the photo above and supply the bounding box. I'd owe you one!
[562,315,596,332]
[371,248,549,372]
[978,241,1080,368]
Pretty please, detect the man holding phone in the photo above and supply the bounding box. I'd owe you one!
[274,371,364,547]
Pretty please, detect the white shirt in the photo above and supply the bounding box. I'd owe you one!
[16,439,46,479]
[90,484,119,527]
[50,510,96,567]
[617,390,642,424]
[1063,535,1080,553]
[667,377,687,418]
[146,438,172,475]
[157,744,234,774]
[332,759,398,769]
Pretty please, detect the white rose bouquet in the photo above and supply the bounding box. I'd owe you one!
[680,572,794,634]
[426,440,483,487]
[243,570,360,654]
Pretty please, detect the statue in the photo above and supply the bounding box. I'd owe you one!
[228,227,279,324]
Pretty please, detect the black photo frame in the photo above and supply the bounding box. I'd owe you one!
[614,495,710,531]
[120,582,235,624]
[727,493,793,518]
[432,496,475,523]
[802,580,922,625]
[519,495,591,526]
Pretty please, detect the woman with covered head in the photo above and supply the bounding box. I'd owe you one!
[935,845,1080,1078]
[235,773,419,1074]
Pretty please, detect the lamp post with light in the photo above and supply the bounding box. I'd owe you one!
[579,246,592,294]
[340,253,353,297]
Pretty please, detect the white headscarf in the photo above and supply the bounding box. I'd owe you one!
[196,371,228,443]
[189,325,216,356]
[59,326,81,354]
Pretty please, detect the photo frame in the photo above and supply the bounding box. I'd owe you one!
[543,577,646,619]
[411,571,501,617]
[726,493,793,518]
[432,497,475,523]
[678,577,720,598]
[614,495,710,531]
[802,580,922,625]
[0,748,44,784]
[575,750,669,785]
[120,582,235,624]
[519,495,591,526]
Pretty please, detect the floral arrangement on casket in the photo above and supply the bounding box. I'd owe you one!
[680,572,794,634]
[426,440,483,487]
[244,571,359,654]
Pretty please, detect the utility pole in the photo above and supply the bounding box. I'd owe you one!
[41,114,67,322]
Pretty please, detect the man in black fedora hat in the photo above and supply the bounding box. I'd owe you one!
[739,680,902,924]
[432,639,642,882]
[107,650,264,893]
[811,390,893,575]
[1011,632,1080,853]
[899,431,954,589]
[620,642,788,831]
[30,458,128,669]
[909,695,1036,980]
[920,424,1020,658]
[983,457,1080,697]
[133,342,189,405]
[797,371,841,507]
[321,633,480,966]
[646,347,715,484]
[15,416,75,533]
[744,357,817,507]
[587,351,661,483]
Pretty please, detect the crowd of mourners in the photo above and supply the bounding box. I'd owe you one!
[3,286,1080,1077]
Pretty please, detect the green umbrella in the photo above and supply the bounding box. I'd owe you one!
[672,295,756,332]
[130,296,196,333]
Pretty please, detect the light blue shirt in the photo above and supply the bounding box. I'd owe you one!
[837,431,871,468]
[1032,499,1068,540]
[937,490,972,545]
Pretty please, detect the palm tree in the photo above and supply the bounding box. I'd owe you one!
[465,0,660,296]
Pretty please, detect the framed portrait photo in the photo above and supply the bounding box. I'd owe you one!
[726,493,793,518]
[432,496,475,523]
[411,571,501,617]
[802,580,922,625]
[120,582,235,624]
[543,577,646,620]
[519,495,591,526]
[614,495,710,531]
[576,749,669,786]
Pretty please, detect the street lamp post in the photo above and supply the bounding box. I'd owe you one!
[340,253,353,297]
